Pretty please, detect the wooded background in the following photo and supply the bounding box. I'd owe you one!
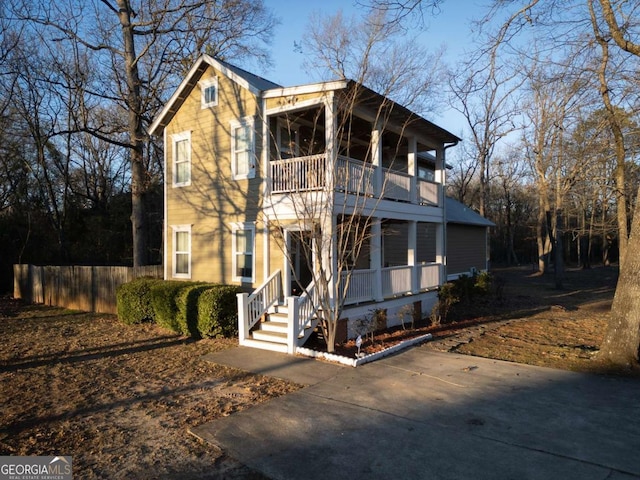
[1,0,639,293]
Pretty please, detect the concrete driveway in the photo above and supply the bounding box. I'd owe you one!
[193,346,640,480]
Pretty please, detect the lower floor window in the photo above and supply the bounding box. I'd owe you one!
[172,225,191,278]
[232,223,255,282]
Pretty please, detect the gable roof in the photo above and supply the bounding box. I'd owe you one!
[148,54,281,135]
[446,197,495,227]
[149,55,461,147]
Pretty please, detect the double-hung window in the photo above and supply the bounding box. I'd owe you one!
[172,225,191,278]
[200,77,218,108]
[230,117,255,180]
[232,223,255,282]
[172,131,191,187]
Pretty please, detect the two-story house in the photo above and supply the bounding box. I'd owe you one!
[149,54,468,354]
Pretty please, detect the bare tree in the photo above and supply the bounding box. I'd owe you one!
[268,10,450,353]
[5,0,277,265]
[594,0,640,367]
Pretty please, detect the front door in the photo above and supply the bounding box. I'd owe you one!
[288,230,313,296]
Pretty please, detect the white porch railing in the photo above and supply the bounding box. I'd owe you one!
[418,179,439,205]
[270,154,326,193]
[418,263,441,290]
[382,169,411,202]
[287,280,319,354]
[340,264,442,305]
[339,269,376,304]
[269,154,441,207]
[382,265,412,297]
[336,156,375,196]
[237,270,281,343]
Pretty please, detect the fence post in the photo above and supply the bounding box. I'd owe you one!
[287,296,298,355]
[237,293,249,346]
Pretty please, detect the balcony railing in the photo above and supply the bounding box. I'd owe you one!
[340,263,441,305]
[270,154,441,206]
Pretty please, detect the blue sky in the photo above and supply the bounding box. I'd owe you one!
[262,0,488,136]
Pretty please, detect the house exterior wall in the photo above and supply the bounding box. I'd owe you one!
[164,65,266,286]
[446,224,488,277]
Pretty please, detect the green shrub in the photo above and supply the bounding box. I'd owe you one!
[175,283,213,337]
[150,280,192,333]
[474,271,493,295]
[116,277,163,325]
[197,285,243,338]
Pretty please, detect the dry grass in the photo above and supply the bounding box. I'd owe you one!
[0,303,300,479]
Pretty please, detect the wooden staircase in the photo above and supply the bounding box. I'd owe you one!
[238,271,321,354]
[241,301,319,353]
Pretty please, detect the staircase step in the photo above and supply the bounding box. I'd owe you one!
[252,330,288,344]
[260,320,288,333]
[241,338,288,353]
[268,312,288,322]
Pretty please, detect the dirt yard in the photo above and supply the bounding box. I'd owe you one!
[0,265,631,479]
[425,265,627,375]
[0,301,299,479]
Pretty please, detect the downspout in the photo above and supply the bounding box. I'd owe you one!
[442,140,459,282]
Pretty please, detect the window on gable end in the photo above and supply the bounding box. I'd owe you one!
[172,131,191,187]
[200,77,218,108]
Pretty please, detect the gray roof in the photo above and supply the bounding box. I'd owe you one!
[446,197,495,227]
[217,58,282,91]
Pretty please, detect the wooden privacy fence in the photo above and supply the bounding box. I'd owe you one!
[13,264,163,314]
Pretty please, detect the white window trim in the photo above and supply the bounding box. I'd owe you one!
[200,77,218,108]
[231,222,256,283]
[171,131,191,187]
[171,224,192,279]
[230,116,256,180]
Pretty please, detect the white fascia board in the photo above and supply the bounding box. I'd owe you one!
[149,54,262,135]
[262,80,349,99]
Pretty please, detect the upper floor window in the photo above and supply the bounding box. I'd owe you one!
[200,77,218,108]
[230,117,256,180]
[172,131,191,187]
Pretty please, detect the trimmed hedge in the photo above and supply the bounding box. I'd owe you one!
[116,278,243,339]
[197,285,243,338]
[149,280,193,332]
[116,277,163,324]
[176,283,213,337]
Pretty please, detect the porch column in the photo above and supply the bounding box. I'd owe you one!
[325,93,337,192]
[436,222,446,284]
[435,146,446,207]
[407,136,418,204]
[370,218,384,302]
[408,220,418,293]
[371,120,383,197]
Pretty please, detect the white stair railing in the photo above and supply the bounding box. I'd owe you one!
[237,270,282,344]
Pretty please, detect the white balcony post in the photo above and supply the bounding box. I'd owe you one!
[371,120,383,197]
[371,218,384,301]
[237,293,249,344]
[408,136,417,204]
[325,94,337,192]
[408,220,418,293]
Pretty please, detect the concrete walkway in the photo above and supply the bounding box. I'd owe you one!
[194,346,640,480]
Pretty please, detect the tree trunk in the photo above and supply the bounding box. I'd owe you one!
[554,209,564,289]
[598,184,640,366]
[117,0,147,266]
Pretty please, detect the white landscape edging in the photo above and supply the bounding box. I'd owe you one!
[296,333,433,367]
